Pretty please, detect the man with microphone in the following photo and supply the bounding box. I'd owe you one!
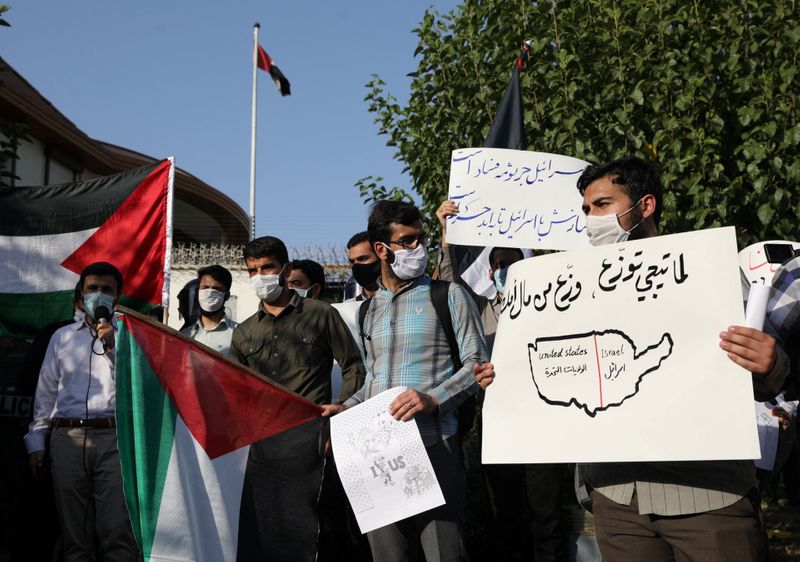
[25,261,137,561]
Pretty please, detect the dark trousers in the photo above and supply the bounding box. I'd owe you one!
[318,459,372,562]
[367,435,468,562]
[591,489,765,562]
[483,463,565,561]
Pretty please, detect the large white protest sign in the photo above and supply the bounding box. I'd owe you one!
[483,227,760,463]
[445,148,590,250]
[738,240,800,286]
[331,387,445,533]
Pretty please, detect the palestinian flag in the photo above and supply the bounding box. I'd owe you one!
[115,308,326,562]
[256,44,292,96]
[0,159,174,338]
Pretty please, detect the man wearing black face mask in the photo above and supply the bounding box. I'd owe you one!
[181,264,238,355]
[346,231,381,300]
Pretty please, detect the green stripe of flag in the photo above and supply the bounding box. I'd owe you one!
[0,291,74,338]
[116,319,178,560]
[0,292,158,339]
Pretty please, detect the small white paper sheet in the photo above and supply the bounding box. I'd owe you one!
[745,284,771,330]
[330,387,445,533]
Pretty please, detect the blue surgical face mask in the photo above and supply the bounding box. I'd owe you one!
[82,291,115,321]
[493,267,508,294]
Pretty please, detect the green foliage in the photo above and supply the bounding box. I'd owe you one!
[0,5,11,28]
[361,0,800,247]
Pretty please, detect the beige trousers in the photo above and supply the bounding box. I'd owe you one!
[50,427,138,562]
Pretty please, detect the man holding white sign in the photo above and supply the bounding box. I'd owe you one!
[476,156,788,561]
[328,200,488,562]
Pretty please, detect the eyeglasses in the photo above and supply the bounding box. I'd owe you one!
[387,234,432,250]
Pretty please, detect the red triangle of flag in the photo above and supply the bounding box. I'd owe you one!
[61,160,171,305]
[122,313,323,459]
[257,44,272,72]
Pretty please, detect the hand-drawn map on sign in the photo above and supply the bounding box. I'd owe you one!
[738,240,800,286]
[445,148,590,250]
[482,227,760,464]
[330,387,445,533]
[530,329,674,417]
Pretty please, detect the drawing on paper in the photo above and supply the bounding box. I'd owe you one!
[403,464,436,497]
[528,329,674,417]
[348,411,396,458]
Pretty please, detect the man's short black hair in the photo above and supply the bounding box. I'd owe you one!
[291,259,326,293]
[576,156,663,227]
[79,262,123,295]
[177,278,199,330]
[347,231,370,249]
[367,200,422,244]
[488,247,524,267]
[197,264,233,293]
[243,236,289,265]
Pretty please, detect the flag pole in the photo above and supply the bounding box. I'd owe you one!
[249,23,260,241]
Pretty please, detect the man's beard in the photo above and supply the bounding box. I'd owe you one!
[625,207,646,241]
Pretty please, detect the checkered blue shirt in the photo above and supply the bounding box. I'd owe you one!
[768,255,800,346]
[767,255,800,395]
[344,276,488,445]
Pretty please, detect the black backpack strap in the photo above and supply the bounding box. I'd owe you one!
[357,296,373,358]
[431,280,476,436]
[430,280,462,371]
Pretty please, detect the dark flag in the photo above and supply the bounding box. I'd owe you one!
[257,44,292,96]
[452,45,529,290]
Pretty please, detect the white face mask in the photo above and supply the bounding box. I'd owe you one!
[249,266,285,302]
[382,243,428,281]
[293,286,316,298]
[585,199,644,246]
[198,288,226,312]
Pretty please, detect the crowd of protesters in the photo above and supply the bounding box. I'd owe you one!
[11,156,800,561]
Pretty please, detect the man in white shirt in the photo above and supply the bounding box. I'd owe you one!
[181,264,238,354]
[25,261,137,561]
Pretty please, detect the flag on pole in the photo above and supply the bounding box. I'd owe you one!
[0,159,174,338]
[115,308,326,562]
[452,45,529,297]
[257,44,291,96]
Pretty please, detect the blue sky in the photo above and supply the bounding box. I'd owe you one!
[3,1,461,252]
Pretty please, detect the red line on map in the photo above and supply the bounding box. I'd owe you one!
[593,334,603,408]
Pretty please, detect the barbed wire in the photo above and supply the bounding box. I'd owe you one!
[171,243,353,283]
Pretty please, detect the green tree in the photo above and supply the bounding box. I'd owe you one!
[360,0,800,246]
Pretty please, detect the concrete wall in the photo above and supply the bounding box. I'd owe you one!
[166,267,261,331]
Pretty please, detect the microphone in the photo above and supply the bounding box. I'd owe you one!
[95,305,114,349]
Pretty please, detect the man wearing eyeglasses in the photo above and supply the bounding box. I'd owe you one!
[325,200,488,561]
